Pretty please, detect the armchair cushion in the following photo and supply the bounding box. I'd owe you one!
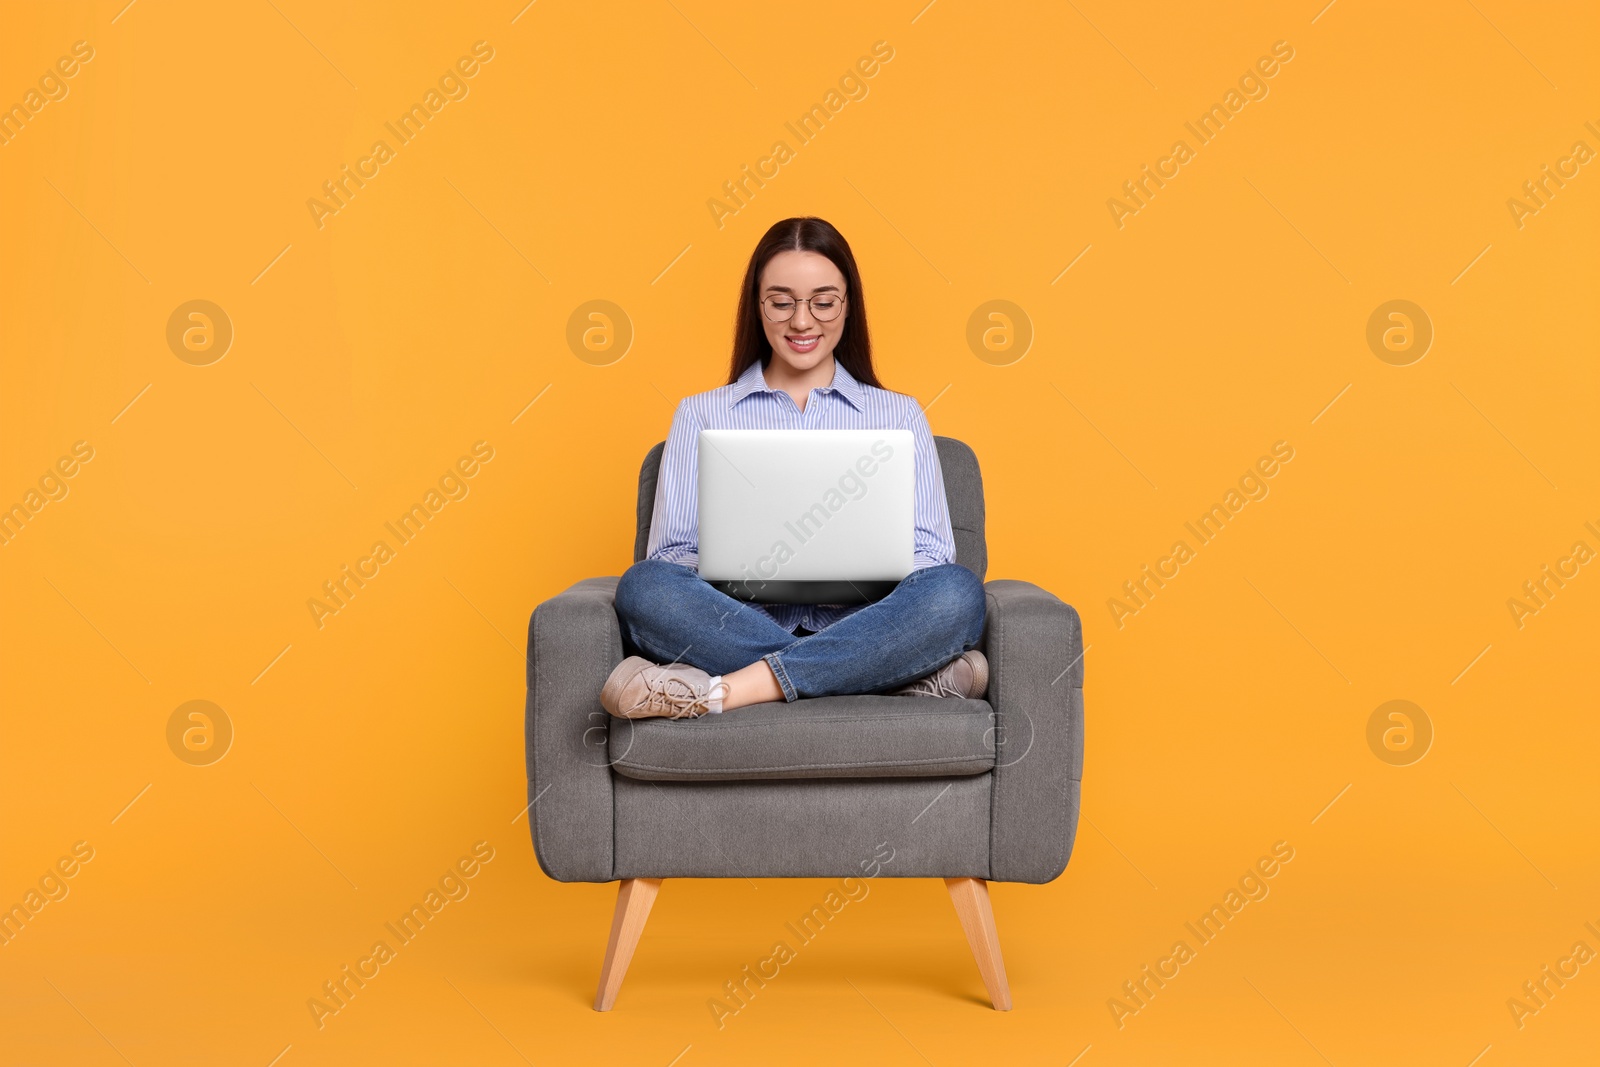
[608,695,997,782]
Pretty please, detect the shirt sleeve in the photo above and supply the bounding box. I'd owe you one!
[905,399,957,569]
[645,399,701,569]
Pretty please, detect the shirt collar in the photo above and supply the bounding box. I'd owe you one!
[727,358,866,411]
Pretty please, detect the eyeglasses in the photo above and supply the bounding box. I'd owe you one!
[761,293,846,322]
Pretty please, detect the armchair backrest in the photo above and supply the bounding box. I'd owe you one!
[633,436,988,581]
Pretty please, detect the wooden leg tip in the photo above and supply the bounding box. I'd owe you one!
[945,877,1014,1012]
[592,877,661,1012]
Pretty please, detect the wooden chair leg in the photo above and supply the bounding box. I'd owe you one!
[594,877,661,1011]
[944,877,1013,1010]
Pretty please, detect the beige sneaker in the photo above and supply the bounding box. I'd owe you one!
[891,650,989,700]
[600,656,726,720]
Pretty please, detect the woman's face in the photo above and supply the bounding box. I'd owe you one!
[757,250,848,376]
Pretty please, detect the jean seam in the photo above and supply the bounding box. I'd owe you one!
[763,652,797,702]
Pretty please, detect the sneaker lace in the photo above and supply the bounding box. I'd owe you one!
[632,672,717,720]
[902,669,969,699]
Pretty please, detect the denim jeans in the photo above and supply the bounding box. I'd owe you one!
[613,559,987,702]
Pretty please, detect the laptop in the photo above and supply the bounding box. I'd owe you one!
[697,429,915,604]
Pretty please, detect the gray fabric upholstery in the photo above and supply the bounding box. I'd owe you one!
[633,443,663,564]
[981,580,1085,883]
[524,577,622,883]
[935,437,987,582]
[528,437,1083,887]
[633,436,988,581]
[612,775,992,879]
[608,695,996,781]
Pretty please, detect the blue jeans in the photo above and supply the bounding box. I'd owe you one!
[613,559,987,702]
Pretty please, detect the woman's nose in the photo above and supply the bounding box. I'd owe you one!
[790,303,816,329]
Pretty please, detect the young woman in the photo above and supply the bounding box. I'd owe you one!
[601,217,987,720]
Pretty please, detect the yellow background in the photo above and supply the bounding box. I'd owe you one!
[2,0,1596,1063]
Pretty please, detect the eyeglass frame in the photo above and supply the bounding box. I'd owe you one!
[759,291,848,322]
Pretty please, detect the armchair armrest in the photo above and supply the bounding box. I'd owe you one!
[981,579,1085,884]
[525,576,623,883]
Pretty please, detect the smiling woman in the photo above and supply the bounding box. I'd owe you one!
[600,215,989,719]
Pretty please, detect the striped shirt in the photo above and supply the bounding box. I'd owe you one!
[645,358,956,632]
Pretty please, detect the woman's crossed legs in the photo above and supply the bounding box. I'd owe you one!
[610,558,986,711]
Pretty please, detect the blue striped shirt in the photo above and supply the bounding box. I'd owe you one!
[645,358,956,632]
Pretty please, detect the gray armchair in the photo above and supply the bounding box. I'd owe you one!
[524,437,1084,1010]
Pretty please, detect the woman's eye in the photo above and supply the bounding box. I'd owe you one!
[812,300,836,310]
[770,300,795,310]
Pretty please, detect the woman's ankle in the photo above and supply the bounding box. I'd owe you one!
[720,661,783,710]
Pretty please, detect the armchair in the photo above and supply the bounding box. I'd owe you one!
[524,437,1084,1010]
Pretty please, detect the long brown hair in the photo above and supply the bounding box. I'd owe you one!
[727,217,882,388]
